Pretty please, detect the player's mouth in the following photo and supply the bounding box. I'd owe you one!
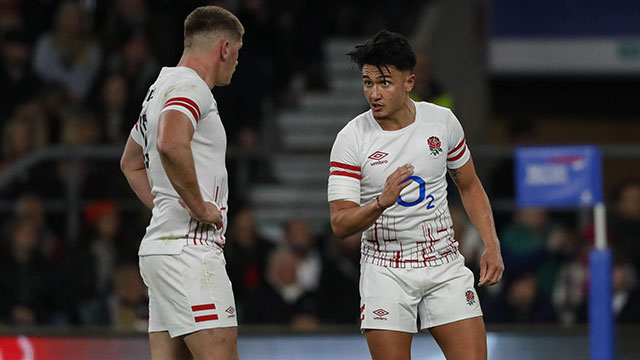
[371,103,383,112]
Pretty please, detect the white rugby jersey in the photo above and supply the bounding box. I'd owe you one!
[130,67,229,255]
[328,101,470,268]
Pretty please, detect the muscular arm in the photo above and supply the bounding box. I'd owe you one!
[449,157,504,286]
[157,110,221,227]
[330,164,414,238]
[449,158,504,286]
[120,136,154,210]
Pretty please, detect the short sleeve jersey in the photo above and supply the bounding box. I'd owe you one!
[328,101,470,268]
[130,67,229,255]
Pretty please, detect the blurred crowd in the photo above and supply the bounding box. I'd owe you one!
[1,0,639,332]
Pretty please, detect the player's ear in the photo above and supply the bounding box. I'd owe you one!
[405,73,415,92]
[214,39,227,61]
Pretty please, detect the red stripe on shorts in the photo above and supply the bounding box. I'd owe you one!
[191,304,216,312]
[194,314,219,322]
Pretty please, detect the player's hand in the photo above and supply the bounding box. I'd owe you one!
[377,164,415,209]
[179,199,223,229]
[478,244,504,286]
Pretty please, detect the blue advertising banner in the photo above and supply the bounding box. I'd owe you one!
[515,146,603,208]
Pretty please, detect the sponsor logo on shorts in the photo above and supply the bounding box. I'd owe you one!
[372,308,389,320]
[360,304,365,321]
[226,306,236,318]
[465,290,476,306]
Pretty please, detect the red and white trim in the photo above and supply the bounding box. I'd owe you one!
[163,97,201,122]
[447,137,467,162]
[330,161,361,180]
[192,303,218,323]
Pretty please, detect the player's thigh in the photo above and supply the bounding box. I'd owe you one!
[149,331,190,360]
[417,257,482,330]
[365,329,413,360]
[428,316,486,360]
[360,263,422,333]
[183,327,238,360]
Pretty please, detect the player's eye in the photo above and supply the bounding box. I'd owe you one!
[363,80,373,86]
[382,80,390,86]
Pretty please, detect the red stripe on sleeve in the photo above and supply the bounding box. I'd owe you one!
[447,145,467,161]
[191,303,216,312]
[195,314,219,322]
[166,97,201,117]
[330,171,361,180]
[448,136,466,155]
[164,101,199,122]
[330,161,361,172]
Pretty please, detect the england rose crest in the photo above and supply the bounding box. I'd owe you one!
[427,136,442,156]
[465,290,476,306]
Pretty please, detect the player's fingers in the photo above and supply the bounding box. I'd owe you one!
[482,265,497,286]
[478,259,487,286]
[398,179,413,190]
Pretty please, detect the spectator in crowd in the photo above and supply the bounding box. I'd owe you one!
[0,27,40,120]
[0,219,58,325]
[611,256,640,322]
[0,101,48,171]
[318,230,361,324]
[64,200,136,325]
[35,82,69,143]
[111,264,148,331]
[552,231,590,325]
[14,194,62,263]
[98,0,149,56]
[224,205,274,310]
[93,73,132,144]
[409,50,453,109]
[284,219,323,293]
[609,182,640,270]
[105,32,160,111]
[32,1,102,101]
[242,247,320,329]
[485,273,557,323]
[500,208,573,300]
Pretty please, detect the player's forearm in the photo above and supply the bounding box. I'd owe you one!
[459,181,500,249]
[123,168,154,210]
[158,143,207,216]
[331,199,384,237]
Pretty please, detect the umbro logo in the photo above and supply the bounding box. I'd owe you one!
[368,151,388,160]
[226,306,236,318]
[372,308,389,320]
[368,151,389,166]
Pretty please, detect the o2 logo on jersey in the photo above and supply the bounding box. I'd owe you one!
[396,176,435,209]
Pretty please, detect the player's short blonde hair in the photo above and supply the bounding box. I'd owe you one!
[184,6,244,49]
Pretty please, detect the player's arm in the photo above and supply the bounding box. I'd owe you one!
[330,164,414,237]
[120,136,154,210]
[448,156,504,286]
[156,110,222,228]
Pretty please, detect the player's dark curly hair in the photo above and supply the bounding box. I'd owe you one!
[347,30,416,72]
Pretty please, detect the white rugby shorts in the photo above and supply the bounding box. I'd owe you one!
[359,255,482,333]
[139,245,237,337]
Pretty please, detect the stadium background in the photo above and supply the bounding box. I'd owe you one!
[0,0,639,358]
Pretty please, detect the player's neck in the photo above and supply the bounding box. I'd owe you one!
[177,51,217,89]
[375,96,416,131]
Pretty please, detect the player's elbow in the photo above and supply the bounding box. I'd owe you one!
[330,219,350,238]
[156,136,182,158]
